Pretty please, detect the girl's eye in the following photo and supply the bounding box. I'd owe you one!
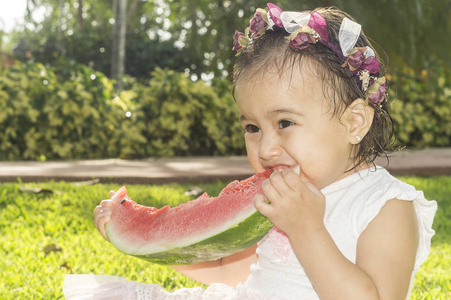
[278,119,295,129]
[244,124,260,133]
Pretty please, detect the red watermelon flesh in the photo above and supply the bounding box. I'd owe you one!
[105,170,273,265]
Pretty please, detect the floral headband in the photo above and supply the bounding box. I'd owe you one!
[233,3,386,105]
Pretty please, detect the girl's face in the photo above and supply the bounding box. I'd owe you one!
[236,63,357,189]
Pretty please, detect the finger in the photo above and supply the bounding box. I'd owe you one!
[94,210,111,241]
[93,207,110,228]
[99,199,113,208]
[304,182,323,197]
[94,206,111,216]
[254,194,272,218]
[261,177,282,201]
[97,216,110,242]
[93,204,103,216]
[296,175,324,201]
[299,171,310,186]
[296,173,322,194]
[281,167,301,191]
[269,172,293,196]
[93,200,112,215]
[93,202,110,218]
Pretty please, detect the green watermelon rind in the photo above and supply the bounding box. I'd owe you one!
[132,211,273,265]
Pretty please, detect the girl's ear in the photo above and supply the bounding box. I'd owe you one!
[343,98,374,144]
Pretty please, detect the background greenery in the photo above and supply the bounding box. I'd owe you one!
[0,3,448,299]
[0,59,449,160]
[0,63,245,160]
[0,176,450,299]
[0,0,450,160]
[4,0,450,79]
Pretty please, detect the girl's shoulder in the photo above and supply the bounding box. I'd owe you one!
[323,165,421,200]
[342,166,437,271]
[348,166,430,207]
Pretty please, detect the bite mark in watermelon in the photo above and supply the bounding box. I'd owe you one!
[105,170,273,265]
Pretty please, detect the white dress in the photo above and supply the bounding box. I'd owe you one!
[64,166,437,299]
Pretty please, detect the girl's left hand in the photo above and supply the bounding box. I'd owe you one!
[93,199,113,242]
[254,167,326,239]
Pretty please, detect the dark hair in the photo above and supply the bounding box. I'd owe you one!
[232,7,396,169]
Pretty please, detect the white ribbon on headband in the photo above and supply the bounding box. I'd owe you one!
[267,12,376,59]
[364,46,375,58]
[279,11,311,33]
[338,18,361,56]
[338,17,375,58]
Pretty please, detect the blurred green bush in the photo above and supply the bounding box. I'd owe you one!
[389,63,451,148]
[0,61,117,160]
[110,68,245,159]
[0,60,449,161]
[0,62,245,160]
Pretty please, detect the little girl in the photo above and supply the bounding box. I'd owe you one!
[64,3,437,299]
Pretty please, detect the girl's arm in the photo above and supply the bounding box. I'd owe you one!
[289,199,417,300]
[94,200,258,286]
[172,244,258,286]
[255,168,418,299]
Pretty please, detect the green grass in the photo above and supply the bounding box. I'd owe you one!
[399,176,451,299]
[0,176,449,299]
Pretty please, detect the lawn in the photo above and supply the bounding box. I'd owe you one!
[0,176,449,299]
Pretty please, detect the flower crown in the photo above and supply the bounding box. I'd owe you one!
[233,3,387,105]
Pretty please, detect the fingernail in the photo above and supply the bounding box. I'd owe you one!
[293,165,301,175]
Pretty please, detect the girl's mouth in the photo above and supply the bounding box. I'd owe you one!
[265,164,297,173]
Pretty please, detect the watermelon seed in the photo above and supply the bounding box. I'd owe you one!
[120,199,126,204]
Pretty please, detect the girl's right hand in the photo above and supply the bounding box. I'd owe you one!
[93,199,113,242]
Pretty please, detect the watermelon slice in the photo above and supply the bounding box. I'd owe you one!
[105,170,273,265]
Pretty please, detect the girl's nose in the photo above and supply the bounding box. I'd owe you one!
[258,132,282,161]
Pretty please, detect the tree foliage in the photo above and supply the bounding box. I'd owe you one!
[0,0,449,160]
[0,60,117,160]
[116,67,244,157]
[7,0,448,81]
[0,61,245,160]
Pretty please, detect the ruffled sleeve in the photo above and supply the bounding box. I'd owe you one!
[352,170,437,271]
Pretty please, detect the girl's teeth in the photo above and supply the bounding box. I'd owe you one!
[273,166,289,172]
[270,166,300,174]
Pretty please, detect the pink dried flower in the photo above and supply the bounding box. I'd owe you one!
[343,47,380,73]
[367,77,386,105]
[267,3,283,28]
[360,56,380,74]
[290,31,314,50]
[233,30,249,55]
[249,8,269,39]
[308,11,329,43]
[286,12,328,51]
[346,48,366,71]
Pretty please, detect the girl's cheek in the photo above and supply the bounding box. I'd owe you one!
[244,134,262,171]
[244,133,260,152]
[244,132,260,142]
